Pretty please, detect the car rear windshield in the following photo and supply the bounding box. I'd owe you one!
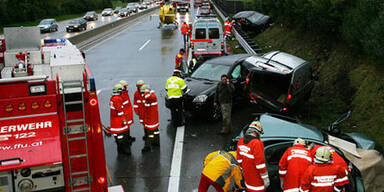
[208,28,220,39]
[191,63,230,81]
[195,28,206,39]
[40,20,52,24]
[250,71,291,103]
[248,12,263,23]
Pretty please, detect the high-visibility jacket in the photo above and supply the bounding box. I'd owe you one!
[121,90,133,126]
[224,21,233,34]
[165,76,187,99]
[299,163,349,192]
[143,90,159,130]
[202,151,244,192]
[310,145,349,176]
[279,144,312,192]
[236,137,268,192]
[181,23,189,35]
[175,52,183,70]
[109,94,128,133]
[188,25,193,38]
[133,90,145,124]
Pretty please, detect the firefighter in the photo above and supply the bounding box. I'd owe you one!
[278,138,312,192]
[141,84,160,152]
[175,48,185,71]
[224,19,234,39]
[120,80,135,142]
[165,70,187,127]
[133,80,147,140]
[187,24,193,46]
[181,22,189,47]
[236,121,269,192]
[198,150,245,192]
[300,146,349,192]
[109,83,131,155]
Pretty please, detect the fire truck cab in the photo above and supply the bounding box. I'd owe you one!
[0,27,115,192]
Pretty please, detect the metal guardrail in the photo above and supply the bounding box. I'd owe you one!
[211,1,260,55]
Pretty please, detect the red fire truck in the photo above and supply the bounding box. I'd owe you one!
[0,27,121,192]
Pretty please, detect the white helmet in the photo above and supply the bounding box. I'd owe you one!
[113,83,123,93]
[315,146,332,162]
[293,138,306,146]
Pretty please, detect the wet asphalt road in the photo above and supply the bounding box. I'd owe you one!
[85,7,259,192]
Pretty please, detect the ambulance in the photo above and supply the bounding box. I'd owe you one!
[0,27,122,192]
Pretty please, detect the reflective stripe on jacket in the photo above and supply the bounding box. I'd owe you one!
[299,163,349,192]
[143,90,159,130]
[166,76,187,98]
[279,144,312,191]
[133,90,145,124]
[109,95,128,133]
[236,137,268,192]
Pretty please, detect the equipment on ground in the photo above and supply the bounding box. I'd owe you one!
[0,27,123,192]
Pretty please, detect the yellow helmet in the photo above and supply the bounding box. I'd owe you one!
[140,84,150,93]
[136,80,145,86]
[247,121,264,135]
[120,80,128,88]
[293,138,306,145]
[315,146,332,162]
[113,83,123,93]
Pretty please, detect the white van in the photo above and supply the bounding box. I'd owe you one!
[191,15,225,57]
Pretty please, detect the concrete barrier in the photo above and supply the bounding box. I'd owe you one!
[69,6,159,45]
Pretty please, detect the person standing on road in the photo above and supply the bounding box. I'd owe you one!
[175,48,185,71]
[214,74,235,135]
[141,84,160,152]
[187,23,193,46]
[198,150,245,192]
[278,138,312,192]
[120,80,135,142]
[181,22,189,47]
[224,19,234,39]
[236,121,270,192]
[165,70,187,127]
[300,146,349,192]
[133,80,147,140]
[108,83,131,155]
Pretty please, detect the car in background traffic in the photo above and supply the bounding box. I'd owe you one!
[229,112,383,192]
[83,11,98,21]
[114,7,122,14]
[37,19,58,33]
[127,3,139,13]
[174,0,190,12]
[199,5,210,15]
[245,51,314,113]
[181,54,251,119]
[66,18,87,32]
[119,8,130,17]
[233,11,272,32]
[102,8,113,16]
[139,3,148,9]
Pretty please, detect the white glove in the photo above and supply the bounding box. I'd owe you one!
[263,177,270,189]
[280,179,284,189]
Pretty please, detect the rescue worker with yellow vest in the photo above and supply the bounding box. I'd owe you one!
[165,70,187,127]
[120,80,135,143]
[109,83,131,155]
[198,150,245,192]
[133,80,147,140]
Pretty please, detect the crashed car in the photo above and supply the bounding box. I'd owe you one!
[229,112,384,192]
[233,11,272,32]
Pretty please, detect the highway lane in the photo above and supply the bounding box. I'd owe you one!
[85,6,259,191]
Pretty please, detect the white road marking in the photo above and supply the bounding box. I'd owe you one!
[138,39,151,51]
[97,89,103,95]
[167,125,185,192]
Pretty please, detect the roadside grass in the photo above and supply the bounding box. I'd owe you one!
[253,24,384,146]
[112,1,127,8]
[0,13,84,34]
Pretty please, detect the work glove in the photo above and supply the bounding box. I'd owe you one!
[280,178,284,189]
[122,119,127,126]
[263,177,270,189]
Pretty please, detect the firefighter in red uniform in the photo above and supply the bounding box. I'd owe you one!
[133,80,147,140]
[187,24,193,45]
[120,80,135,142]
[109,84,131,154]
[141,84,160,152]
[236,121,269,192]
[300,146,349,192]
[175,48,185,71]
[181,22,189,47]
[279,138,312,192]
[310,144,349,176]
[224,19,234,39]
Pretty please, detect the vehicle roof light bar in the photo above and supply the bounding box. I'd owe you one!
[44,38,67,45]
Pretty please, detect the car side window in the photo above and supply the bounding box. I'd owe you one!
[231,65,241,79]
[264,142,292,165]
[195,28,206,39]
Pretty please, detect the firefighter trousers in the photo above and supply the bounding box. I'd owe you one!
[145,129,160,148]
[169,98,184,127]
[114,130,131,154]
[198,173,224,192]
